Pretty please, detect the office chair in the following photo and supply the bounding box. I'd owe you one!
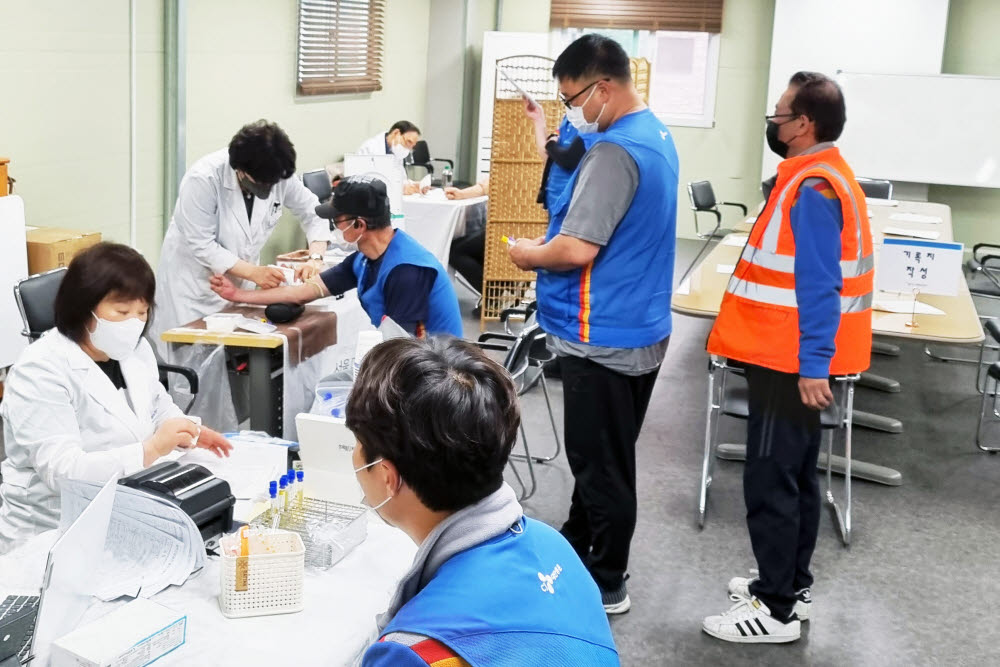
[924,243,1000,384]
[302,169,333,203]
[13,268,200,411]
[680,181,747,283]
[975,319,1000,453]
[857,178,893,200]
[698,360,858,545]
[408,141,470,189]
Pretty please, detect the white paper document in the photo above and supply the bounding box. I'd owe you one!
[675,278,691,295]
[716,264,736,274]
[866,198,899,206]
[882,226,941,240]
[889,212,942,224]
[60,480,205,601]
[873,299,946,316]
[721,235,749,247]
[178,440,287,500]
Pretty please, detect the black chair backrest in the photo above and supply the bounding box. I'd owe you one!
[985,318,1000,345]
[857,178,892,199]
[503,324,546,379]
[688,181,717,211]
[14,267,67,340]
[302,170,332,202]
[411,140,431,165]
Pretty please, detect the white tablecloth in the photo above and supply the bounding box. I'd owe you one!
[0,521,416,667]
[402,193,488,266]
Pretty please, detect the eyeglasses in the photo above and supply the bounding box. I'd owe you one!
[560,78,609,109]
[329,216,359,232]
[765,112,798,123]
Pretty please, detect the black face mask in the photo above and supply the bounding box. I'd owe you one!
[765,120,789,159]
[238,173,273,200]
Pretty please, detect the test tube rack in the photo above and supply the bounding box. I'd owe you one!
[250,497,368,570]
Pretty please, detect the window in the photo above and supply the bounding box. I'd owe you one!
[297,0,385,96]
[549,27,721,128]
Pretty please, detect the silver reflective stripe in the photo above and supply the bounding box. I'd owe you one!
[814,164,865,261]
[727,279,798,308]
[842,292,873,313]
[841,252,874,278]
[741,245,795,273]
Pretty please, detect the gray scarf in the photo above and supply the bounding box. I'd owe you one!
[376,482,523,632]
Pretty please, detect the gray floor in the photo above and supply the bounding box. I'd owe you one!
[461,239,1000,667]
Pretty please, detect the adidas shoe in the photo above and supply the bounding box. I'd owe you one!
[601,577,631,615]
[702,596,801,644]
[728,571,811,621]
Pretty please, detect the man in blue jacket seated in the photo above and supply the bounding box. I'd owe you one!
[209,175,463,338]
[349,337,619,666]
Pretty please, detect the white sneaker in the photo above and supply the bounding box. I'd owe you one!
[702,597,801,644]
[728,572,811,621]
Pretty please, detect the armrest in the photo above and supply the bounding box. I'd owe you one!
[473,341,512,353]
[428,158,454,170]
[477,332,516,344]
[158,363,199,395]
[719,201,748,215]
[973,243,1000,261]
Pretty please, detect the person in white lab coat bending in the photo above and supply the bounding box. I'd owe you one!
[357,120,423,195]
[151,120,330,355]
[0,243,233,554]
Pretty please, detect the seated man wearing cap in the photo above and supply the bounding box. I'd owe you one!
[209,176,463,338]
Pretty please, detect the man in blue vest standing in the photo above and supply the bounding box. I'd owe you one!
[509,34,679,614]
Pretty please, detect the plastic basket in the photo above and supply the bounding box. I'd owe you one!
[250,498,368,570]
[218,530,304,618]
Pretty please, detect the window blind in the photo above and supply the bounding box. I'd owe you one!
[550,0,723,33]
[297,0,385,95]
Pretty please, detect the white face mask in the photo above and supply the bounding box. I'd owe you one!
[354,457,397,517]
[89,313,145,361]
[565,84,605,134]
[391,143,410,159]
[330,223,360,252]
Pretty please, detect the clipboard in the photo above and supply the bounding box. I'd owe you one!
[499,67,540,110]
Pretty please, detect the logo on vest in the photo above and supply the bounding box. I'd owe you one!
[538,564,563,594]
[659,130,669,141]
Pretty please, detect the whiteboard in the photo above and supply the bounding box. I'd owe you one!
[836,72,1000,188]
[0,195,29,368]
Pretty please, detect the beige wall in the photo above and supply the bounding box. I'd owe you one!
[671,0,775,239]
[0,0,165,261]
[931,0,1000,245]
[185,0,432,263]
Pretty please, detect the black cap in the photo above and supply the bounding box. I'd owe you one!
[315,175,390,222]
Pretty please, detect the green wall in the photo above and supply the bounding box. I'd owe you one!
[932,0,1000,245]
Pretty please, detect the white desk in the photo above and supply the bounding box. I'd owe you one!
[403,193,488,266]
[0,522,416,667]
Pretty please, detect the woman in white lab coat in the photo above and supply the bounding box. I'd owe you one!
[357,120,423,196]
[0,243,232,553]
[151,120,330,356]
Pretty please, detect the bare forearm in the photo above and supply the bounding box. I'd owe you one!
[524,236,598,272]
[533,121,550,159]
[232,283,320,305]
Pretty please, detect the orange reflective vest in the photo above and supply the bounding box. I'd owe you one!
[706,146,873,375]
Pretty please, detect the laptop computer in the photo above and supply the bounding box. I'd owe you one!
[0,477,117,665]
[294,413,364,505]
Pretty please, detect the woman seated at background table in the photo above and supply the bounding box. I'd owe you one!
[442,178,490,314]
[0,243,232,554]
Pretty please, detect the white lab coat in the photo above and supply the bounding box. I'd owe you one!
[357,131,410,187]
[151,148,329,354]
[0,331,184,553]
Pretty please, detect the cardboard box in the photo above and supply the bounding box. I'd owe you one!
[25,226,101,275]
[50,598,186,667]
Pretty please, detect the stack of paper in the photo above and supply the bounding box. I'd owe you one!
[889,212,943,224]
[882,226,941,240]
[873,299,945,316]
[721,235,749,247]
[178,440,287,501]
[60,480,205,601]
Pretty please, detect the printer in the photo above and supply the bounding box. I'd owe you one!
[120,462,235,546]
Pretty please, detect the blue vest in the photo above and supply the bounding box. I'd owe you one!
[544,117,580,211]
[380,518,619,666]
[536,110,679,348]
[352,230,463,337]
